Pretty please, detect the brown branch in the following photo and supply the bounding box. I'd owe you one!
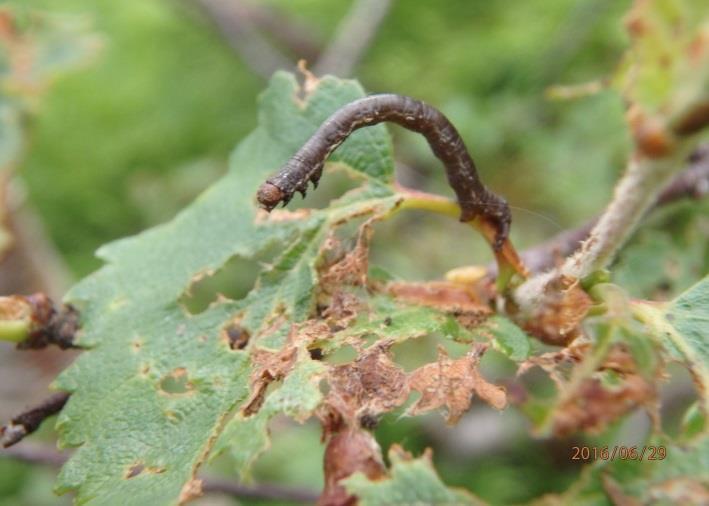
[203,477,319,504]
[1,392,69,447]
[191,0,294,79]
[501,145,709,275]
[313,0,393,77]
[1,441,319,504]
[235,2,321,62]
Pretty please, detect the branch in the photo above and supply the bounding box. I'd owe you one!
[510,145,709,274]
[203,477,319,504]
[1,442,320,504]
[1,392,69,447]
[192,0,294,79]
[235,2,321,62]
[313,0,393,77]
[0,293,78,349]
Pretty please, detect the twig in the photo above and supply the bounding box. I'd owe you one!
[0,293,78,349]
[509,146,709,274]
[313,0,393,77]
[1,392,69,447]
[1,442,319,504]
[192,0,294,79]
[235,2,321,62]
[203,477,319,504]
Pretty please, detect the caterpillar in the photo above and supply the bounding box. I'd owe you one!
[256,94,511,249]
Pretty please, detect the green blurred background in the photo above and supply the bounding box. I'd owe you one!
[0,0,706,504]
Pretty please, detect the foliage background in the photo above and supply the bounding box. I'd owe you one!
[0,0,705,504]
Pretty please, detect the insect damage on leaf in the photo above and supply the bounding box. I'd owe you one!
[519,274,593,346]
[324,340,409,428]
[520,340,662,436]
[407,343,506,424]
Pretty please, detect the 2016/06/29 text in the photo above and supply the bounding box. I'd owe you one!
[571,446,667,462]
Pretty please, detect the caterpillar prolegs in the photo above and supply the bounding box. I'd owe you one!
[256,94,511,249]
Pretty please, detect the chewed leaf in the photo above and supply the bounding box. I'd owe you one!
[615,0,708,145]
[634,275,709,414]
[343,445,485,506]
[52,72,396,505]
[407,344,506,424]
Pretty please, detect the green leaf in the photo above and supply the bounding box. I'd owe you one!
[478,315,531,361]
[344,447,485,506]
[634,275,709,414]
[53,72,397,505]
[615,0,708,123]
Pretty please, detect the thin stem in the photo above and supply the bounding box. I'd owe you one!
[1,392,70,448]
[0,294,78,349]
[314,0,394,77]
[494,145,709,275]
[393,187,527,282]
[192,0,293,80]
[561,151,689,279]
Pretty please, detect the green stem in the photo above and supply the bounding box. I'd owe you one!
[0,295,38,344]
[0,319,31,344]
[391,188,528,290]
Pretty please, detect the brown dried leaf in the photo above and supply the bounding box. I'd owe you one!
[319,428,386,506]
[521,275,592,346]
[407,344,506,424]
[321,291,364,330]
[319,221,373,291]
[552,373,656,437]
[517,342,589,388]
[326,340,409,426]
[385,281,492,314]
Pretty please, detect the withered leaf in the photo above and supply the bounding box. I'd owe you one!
[319,428,386,506]
[385,281,492,315]
[243,321,330,416]
[407,344,506,424]
[521,275,592,346]
[326,340,409,425]
[552,373,657,437]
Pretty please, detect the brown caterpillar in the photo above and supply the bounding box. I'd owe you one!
[256,94,511,249]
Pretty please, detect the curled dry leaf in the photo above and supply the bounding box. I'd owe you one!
[325,340,409,427]
[320,291,364,330]
[319,428,386,506]
[520,275,592,346]
[552,345,660,437]
[318,220,374,292]
[517,342,590,388]
[407,343,506,424]
[552,373,657,437]
[385,281,492,314]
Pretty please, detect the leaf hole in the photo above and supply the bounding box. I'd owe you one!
[324,344,358,365]
[179,252,275,315]
[159,367,194,395]
[221,320,250,350]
